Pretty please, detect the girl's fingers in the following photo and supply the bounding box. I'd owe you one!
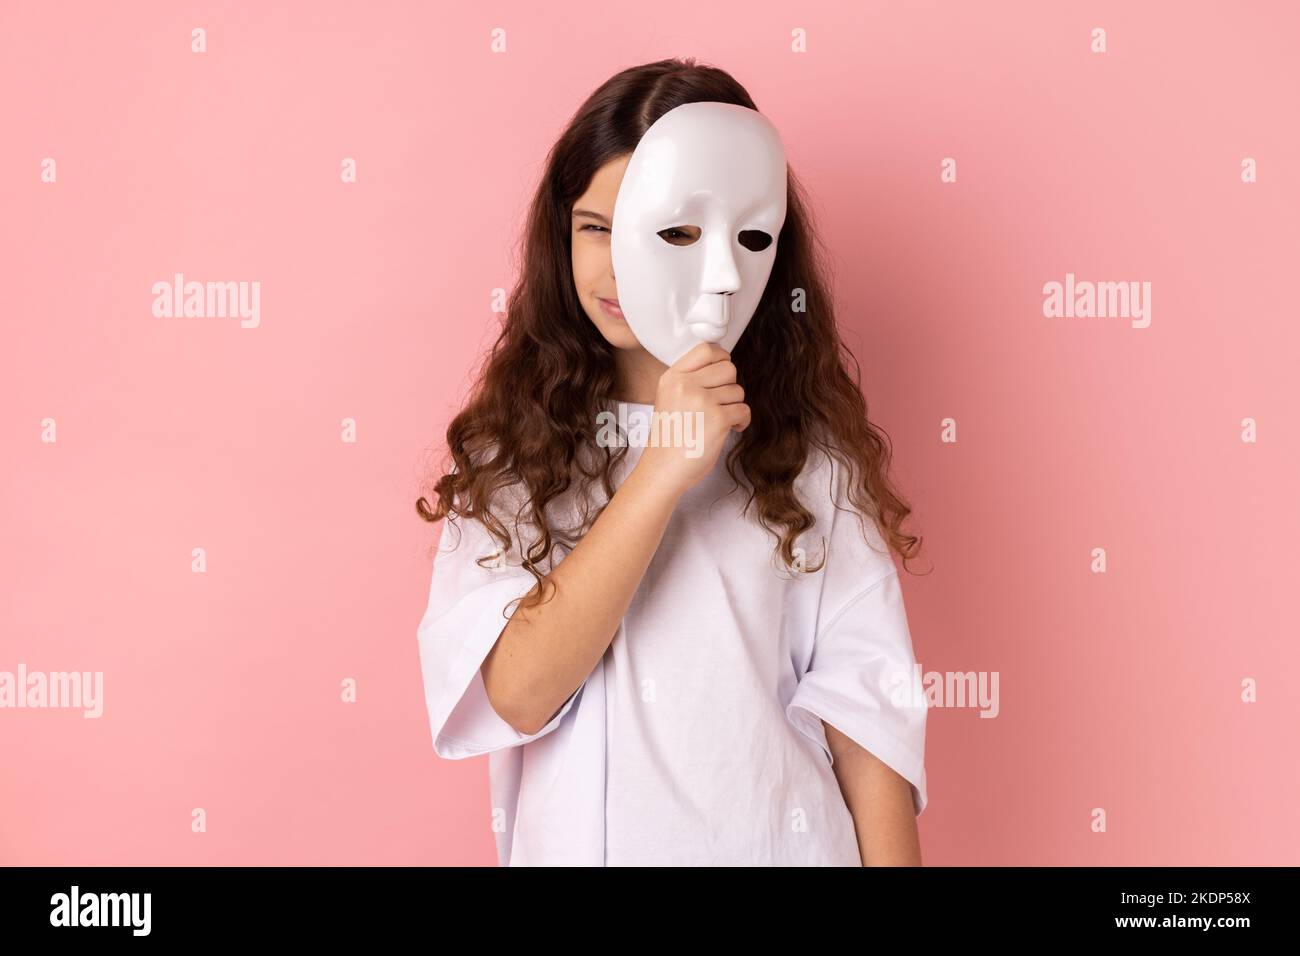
[690,358,738,388]
[725,403,752,431]
[710,383,746,405]
[671,341,730,373]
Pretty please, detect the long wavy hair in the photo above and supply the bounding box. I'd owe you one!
[416,57,926,611]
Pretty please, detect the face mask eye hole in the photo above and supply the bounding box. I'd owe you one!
[657,225,701,246]
[738,230,772,252]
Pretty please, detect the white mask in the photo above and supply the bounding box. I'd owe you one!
[610,101,788,367]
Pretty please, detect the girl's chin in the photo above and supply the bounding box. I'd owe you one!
[589,320,642,352]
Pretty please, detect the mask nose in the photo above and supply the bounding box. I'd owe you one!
[684,231,743,341]
[700,231,742,295]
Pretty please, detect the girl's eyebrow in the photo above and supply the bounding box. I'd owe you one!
[572,208,610,224]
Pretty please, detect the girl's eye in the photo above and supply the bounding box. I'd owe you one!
[657,225,702,246]
[580,223,609,233]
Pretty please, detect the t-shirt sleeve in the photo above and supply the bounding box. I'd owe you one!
[417,511,586,760]
[785,456,929,816]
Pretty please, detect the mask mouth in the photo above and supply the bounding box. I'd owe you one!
[685,293,731,343]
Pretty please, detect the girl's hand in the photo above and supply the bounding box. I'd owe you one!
[634,341,751,498]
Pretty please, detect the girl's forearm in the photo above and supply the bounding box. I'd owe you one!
[824,721,923,865]
[482,460,683,735]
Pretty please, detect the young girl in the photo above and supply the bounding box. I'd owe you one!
[415,57,929,867]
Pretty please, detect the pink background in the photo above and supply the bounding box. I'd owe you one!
[2,0,1297,865]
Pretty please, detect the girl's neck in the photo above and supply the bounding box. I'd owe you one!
[612,347,667,405]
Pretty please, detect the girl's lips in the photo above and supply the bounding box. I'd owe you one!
[598,297,625,319]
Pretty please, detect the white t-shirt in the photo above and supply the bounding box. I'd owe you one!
[417,401,928,866]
